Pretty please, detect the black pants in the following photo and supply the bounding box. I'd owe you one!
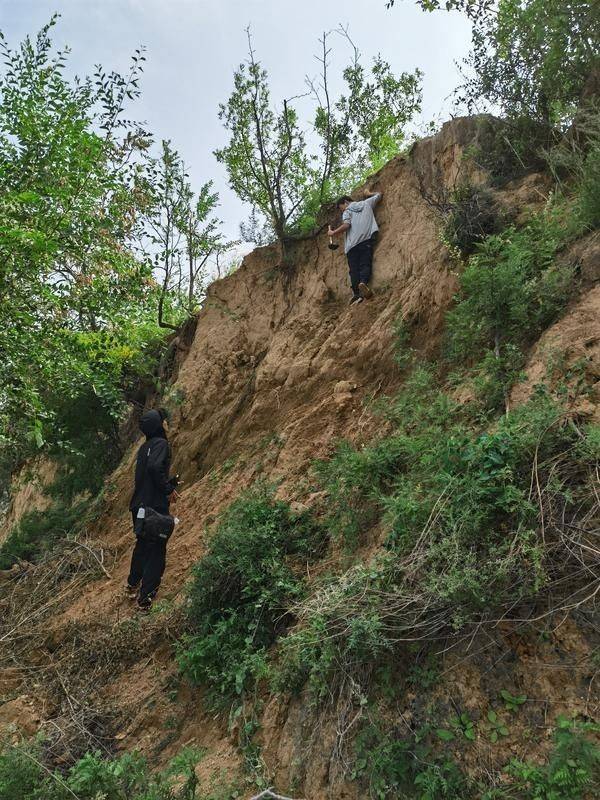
[127,510,167,603]
[346,238,373,296]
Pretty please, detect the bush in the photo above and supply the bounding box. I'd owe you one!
[442,184,505,257]
[0,500,86,569]
[178,485,326,702]
[0,741,204,800]
[313,438,406,547]
[446,209,575,408]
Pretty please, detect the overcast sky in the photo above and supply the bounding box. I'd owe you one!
[0,1,472,243]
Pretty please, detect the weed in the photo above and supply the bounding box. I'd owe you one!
[508,717,600,799]
[500,689,527,713]
[0,740,204,800]
[487,710,510,743]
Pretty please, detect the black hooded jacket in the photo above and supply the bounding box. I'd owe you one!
[129,410,174,513]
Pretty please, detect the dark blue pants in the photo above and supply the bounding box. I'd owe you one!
[347,238,373,296]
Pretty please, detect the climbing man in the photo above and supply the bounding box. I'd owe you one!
[125,408,179,612]
[328,188,382,305]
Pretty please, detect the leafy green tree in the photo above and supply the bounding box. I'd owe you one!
[304,27,422,226]
[390,1,599,138]
[139,140,229,328]
[215,29,311,251]
[0,18,160,470]
[216,27,421,248]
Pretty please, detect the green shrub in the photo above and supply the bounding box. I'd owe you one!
[178,485,326,702]
[350,723,472,800]
[442,184,505,257]
[508,717,600,800]
[314,437,406,547]
[0,741,203,800]
[446,214,572,362]
[446,210,574,408]
[578,141,600,230]
[0,500,86,569]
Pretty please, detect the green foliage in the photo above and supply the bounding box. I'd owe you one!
[403,1,598,137]
[350,714,600,799]
[508,717,600,799]
[487,710,510,743]
[0,19,169,469]
[449,713,476,741]
[500,689,527,712]
[178,486,326,702]
[0,499,85,569]
[397,2,599,179]
[313,436,406,547]
[392,316,415,369]
[577,140,600,230]
[352,724,415,798]
[465,1,597,131]
[413,760,471,800]
[351,723,471,800]
[279,370,595,698]
[446,208,575,408]
[0,741,205,800]
[139,139,231,328]
[0,19,229,478]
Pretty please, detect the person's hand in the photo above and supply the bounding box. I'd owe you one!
[328,226,334,236]
[363,188,373,198]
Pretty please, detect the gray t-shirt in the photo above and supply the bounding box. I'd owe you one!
[342,193,381,253]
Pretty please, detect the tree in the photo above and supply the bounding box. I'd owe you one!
[0,18,159,468]
[304,27,421,226]
[215,29,311,254]
[390,1,599,135]
[216,27,422,250]
[139,140,230,328]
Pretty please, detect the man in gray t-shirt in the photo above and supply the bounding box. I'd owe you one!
[328,189,382,305]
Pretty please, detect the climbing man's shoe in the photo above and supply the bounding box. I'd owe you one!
[349,294,361,305]
[358,282,373,299]
[351,297,364,306]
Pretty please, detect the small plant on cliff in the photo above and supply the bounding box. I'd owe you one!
[178,485,326,703]
[508,717,600,800]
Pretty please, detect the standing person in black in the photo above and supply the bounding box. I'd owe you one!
[126,408,179,611]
